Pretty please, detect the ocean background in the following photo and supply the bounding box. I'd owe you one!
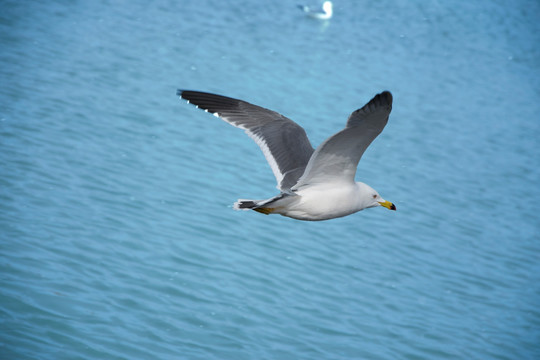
[1,0,539,359]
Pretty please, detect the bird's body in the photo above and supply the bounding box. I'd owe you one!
[244,182,381,221]
[298,1,333,20]
[178,90,396,221]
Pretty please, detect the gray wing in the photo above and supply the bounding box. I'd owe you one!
[293,91,393,189]
[178,90,314,191]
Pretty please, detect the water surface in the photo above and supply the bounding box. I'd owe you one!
[1,0,539,359]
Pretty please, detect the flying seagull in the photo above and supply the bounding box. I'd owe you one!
[298,1,333,20]
[177,89,396,221]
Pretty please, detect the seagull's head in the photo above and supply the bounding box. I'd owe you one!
[323,1,333,14]
[358,183,396,211]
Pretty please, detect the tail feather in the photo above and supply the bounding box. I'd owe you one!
[234,199,274,215]
[233,194,287,213]
[234,200,260,210]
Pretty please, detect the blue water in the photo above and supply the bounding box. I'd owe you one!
[1,0,539,359]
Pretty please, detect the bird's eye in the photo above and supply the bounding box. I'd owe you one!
[372,194,377,199]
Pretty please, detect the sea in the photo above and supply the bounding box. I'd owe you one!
[1,0,539,359]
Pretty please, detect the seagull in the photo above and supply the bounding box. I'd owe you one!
[177,89,396,221]
[298,1,333,20]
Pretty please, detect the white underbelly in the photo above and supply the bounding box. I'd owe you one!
[280,184,361,221]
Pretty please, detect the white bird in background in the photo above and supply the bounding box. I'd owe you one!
[177,89,396,221]
[298,1,333,20]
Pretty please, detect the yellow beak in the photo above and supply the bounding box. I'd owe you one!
[378,200,396,211]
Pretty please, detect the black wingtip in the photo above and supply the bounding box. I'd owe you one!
[379,91,393,105]
[368,90,392,111]
[176,89,183,98]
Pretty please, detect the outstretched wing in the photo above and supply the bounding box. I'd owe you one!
[178,90,314,190]
[293,91,393,189]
